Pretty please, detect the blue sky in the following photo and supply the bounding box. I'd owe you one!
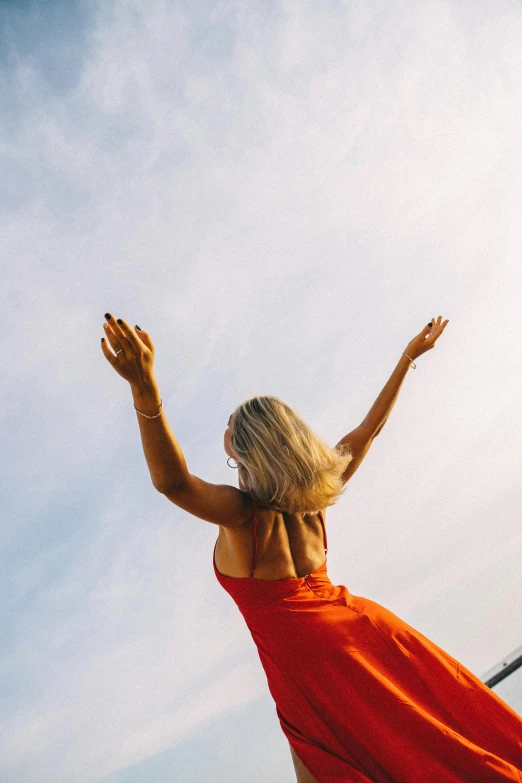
[1,0,521,780]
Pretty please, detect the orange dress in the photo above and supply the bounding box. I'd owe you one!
[213,506,522,782]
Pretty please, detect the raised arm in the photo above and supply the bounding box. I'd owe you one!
[361,352,413,437]
[335,354,412,485]
[362,317,449,438]
[100,314,191,490]
[335,318,449,485]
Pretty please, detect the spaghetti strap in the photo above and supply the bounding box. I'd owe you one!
[318,510,328,554]
[249,505,259,578]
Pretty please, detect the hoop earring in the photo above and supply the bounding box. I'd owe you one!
[227,457,239,468]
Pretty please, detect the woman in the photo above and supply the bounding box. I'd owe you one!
[101,313,522,782]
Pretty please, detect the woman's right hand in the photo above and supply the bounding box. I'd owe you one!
[405,316,450,360]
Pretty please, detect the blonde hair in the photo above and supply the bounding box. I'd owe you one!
[231,395,353,514]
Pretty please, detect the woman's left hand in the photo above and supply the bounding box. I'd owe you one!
[101,313,156,388]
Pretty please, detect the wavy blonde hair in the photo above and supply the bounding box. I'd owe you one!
[231,395,353,514]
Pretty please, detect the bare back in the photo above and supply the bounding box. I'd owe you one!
[215,496,328,581]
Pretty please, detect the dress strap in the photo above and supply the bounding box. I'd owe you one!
[249,504,259,578]
[318,510,328,554]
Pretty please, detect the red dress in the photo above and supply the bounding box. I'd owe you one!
[213,505,522,782]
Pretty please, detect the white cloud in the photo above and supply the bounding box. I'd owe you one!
[1,0,521,779]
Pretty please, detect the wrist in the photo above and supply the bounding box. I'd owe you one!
[131,377,162,415]
[131,374,158,395]
[403,350,417,367]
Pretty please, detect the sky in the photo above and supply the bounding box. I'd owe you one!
[1,0,521,780]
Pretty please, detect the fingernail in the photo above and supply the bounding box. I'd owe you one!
[428,322,433,327]
[135,325,142,331]
[117,319,123,325]
[105,313,111,320]
[101,337,105,342]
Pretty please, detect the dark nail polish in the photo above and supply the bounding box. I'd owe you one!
[135,325,142,331]
[428,322,433,327]
[117,319,123,325]
[101,337,105,342]
[105,313,111,320]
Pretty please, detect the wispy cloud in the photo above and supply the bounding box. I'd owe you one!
[1,0,521,779]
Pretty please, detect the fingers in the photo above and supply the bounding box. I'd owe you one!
[433,316,449,332]
[103,318,125,356]
[427,315,449,341]
[114,316,141,350]
[101,333,118,364]
[104,313,141,353]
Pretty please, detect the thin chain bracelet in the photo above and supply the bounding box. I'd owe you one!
[135,399,163,418]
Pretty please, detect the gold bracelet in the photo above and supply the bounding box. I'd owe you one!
[403,352,416,369]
